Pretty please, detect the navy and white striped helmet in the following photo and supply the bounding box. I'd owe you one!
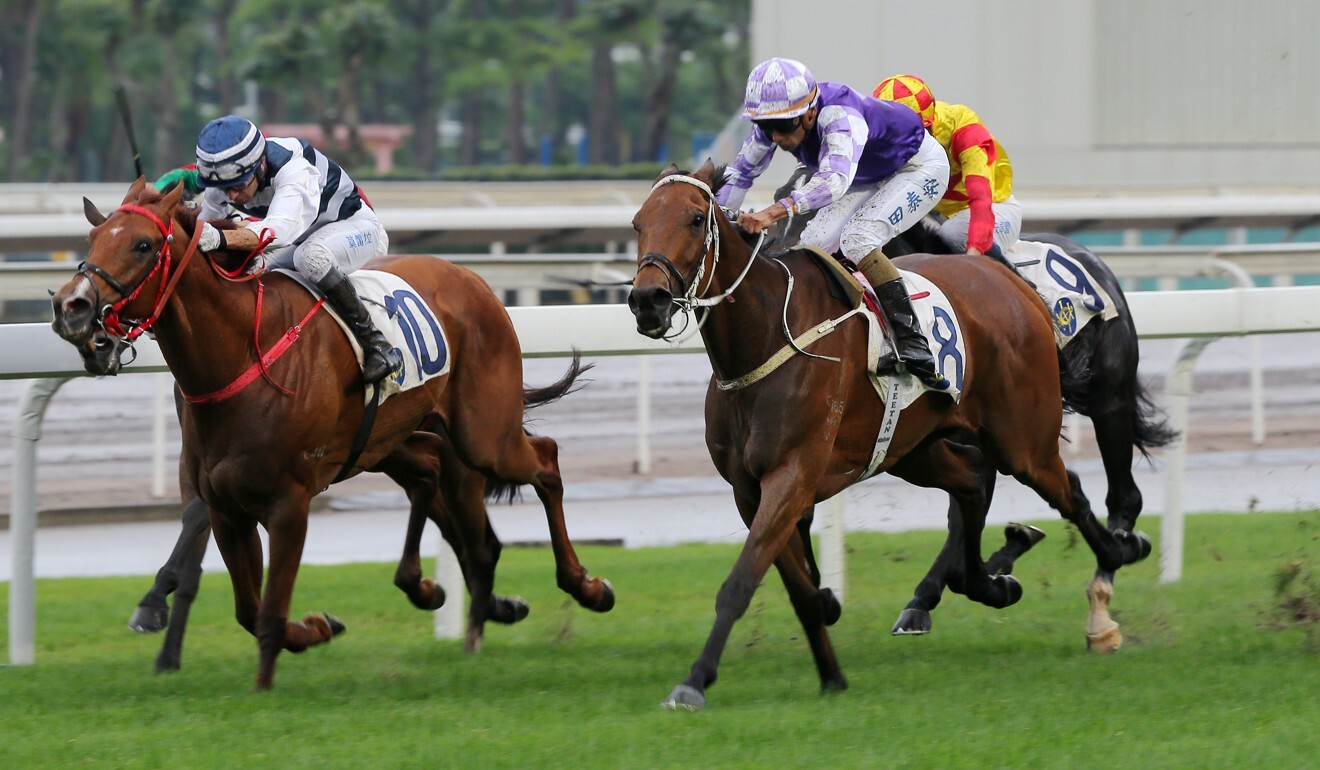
[195,115,266,189]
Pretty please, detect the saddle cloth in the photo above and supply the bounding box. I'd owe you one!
[802,247,967,409]
[274,268,452,402]
[1007,240,1119,348]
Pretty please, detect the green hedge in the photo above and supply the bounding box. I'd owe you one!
[361,162,672,183]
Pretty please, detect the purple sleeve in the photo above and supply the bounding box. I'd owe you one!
[786,104,866,214]
[715,128,777,210]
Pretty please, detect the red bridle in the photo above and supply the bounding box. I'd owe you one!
[83,203,201,341]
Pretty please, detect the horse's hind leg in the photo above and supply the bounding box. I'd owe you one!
[520,434,614,612]
[1015,459,1152,652]
[1087,338,1151,536]
[892,439,1023,611]
[433,457,529,652]
[376,433,449,612]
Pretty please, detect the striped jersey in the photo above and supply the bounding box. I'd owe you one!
[198,137,365,247]
[717,81,926,215]
[928,101,1013,253]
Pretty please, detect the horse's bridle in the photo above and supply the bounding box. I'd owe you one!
[637,174,764,339]
[79,203,199,342]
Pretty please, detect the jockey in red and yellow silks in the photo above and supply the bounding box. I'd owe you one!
[873,75,1020,256]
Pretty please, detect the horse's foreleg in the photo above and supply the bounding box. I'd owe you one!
[795,506,841,626]
[664,467,818,710]
[131,496,211,635]
[256,496,342,690]
[774,526,846,694]
[525,435,614,613]
[893,501,961,635]
[150,497,212,673]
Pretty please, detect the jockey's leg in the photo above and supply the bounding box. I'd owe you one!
[293,213,402,384]
[858,250,946,388]
[315,267,403,383]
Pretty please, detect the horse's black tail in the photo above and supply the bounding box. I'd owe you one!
[484,350,594,504]
[1057,347,1092,418]
[1130,379,1178,459]
[1056,344,1178,460]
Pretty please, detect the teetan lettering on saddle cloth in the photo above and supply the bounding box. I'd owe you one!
[1008,240,1119,348]
[275,268,451,401]
[799,248,966,480]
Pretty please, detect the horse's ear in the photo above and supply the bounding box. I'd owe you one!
[160,180,185,211]
[696,157,717,182]
[654,163,681,182]
[83,197,107,226]
[121,176,148,205]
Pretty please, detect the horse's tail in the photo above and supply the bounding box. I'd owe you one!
[523,349,593,409]
[1130,378,1178,459]
[1057,346,1091,418]
[484,350,593,504]
[1056,343,1178,460]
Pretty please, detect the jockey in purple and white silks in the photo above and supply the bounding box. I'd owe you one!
[717,57,951,388]
[193,115,402,383]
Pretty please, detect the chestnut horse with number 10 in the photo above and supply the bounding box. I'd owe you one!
[51,179,614,690]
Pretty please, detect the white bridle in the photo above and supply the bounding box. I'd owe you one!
[648,173,765,311]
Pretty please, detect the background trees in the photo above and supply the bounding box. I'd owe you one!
[0,0,750,182]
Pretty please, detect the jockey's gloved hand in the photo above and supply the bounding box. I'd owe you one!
[198,222,223,252]
[153,168,203,198]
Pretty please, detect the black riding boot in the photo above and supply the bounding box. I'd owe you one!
[874,278,946,388]
[317,268,403,384]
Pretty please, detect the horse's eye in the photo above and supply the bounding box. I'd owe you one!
[691,212,706,228]
[134,239,153,254]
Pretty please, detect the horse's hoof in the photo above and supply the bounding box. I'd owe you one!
[662,684,706,711]
[994,574,1024,608]
[892,608,932,636]
[1006,522,1047,549]
[128,605,169,634]
[418,578,446,611]
[323,613,346,637]
[1125,530,1153,562]
[153,657,181,674]
[1087,625,1123,653]
[821,587,842,627]
[490,595,530,624]
[590,579,616,613]
[820,676,848,694]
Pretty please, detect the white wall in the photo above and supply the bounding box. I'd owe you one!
[748,0,1320,191]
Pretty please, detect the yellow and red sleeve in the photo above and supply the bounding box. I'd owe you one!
[949,122,998,253]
